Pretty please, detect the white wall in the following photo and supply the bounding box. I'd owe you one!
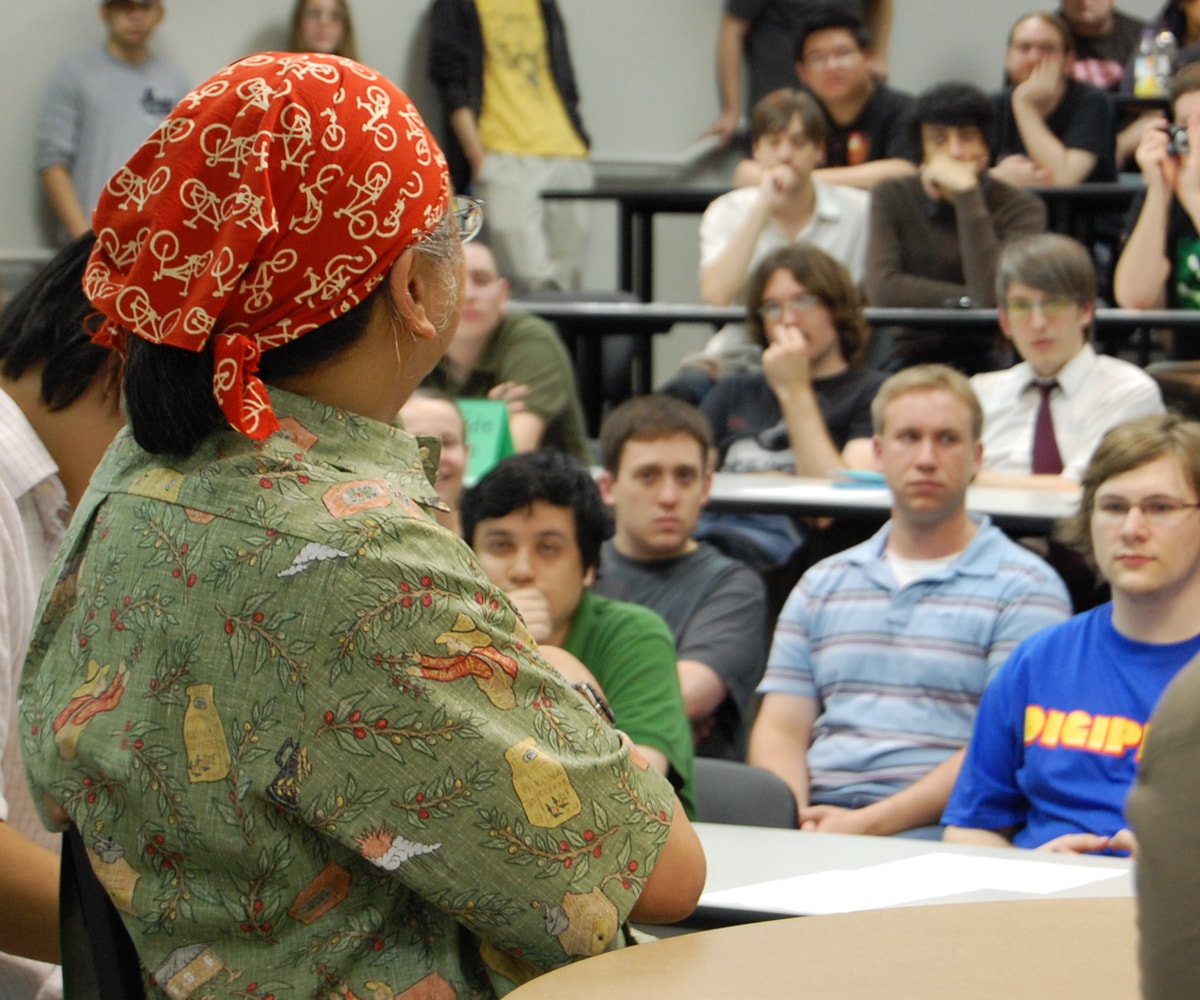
[0,0,1165,369]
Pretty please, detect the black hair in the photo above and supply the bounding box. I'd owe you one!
[123,283,383,455]
[909,81,997,160]
[460,450,612,573]
[0,232,114,411]
[794,7,871,62]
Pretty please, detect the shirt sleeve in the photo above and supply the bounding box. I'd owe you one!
[941,652,1031,831]
[758,574,819,700]
[35,60,83,173]
[675,564,767,711]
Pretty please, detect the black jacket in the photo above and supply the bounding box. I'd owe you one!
[427,0,590,192]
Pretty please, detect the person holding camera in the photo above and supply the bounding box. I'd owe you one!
[1114,63,1200,359]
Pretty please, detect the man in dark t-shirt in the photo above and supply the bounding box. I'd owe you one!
[992,12,1117,185]
[593,396,768,761]
[703,0,892,147]
[1059,0,1145,91]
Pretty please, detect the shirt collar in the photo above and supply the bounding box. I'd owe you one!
[1019,342,1096,397]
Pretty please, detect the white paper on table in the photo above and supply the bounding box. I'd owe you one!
[699,852,1129,916]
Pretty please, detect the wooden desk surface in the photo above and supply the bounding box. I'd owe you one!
[508,896,1139,999]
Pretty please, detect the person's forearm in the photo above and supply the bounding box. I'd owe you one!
[852,749,964,836]
[865,0,893,58]
[0,823,60,964]
[448,107,487,178]
[943,825,1016,848]
[678,659,728,723]
[507,411,546,452]
[628,795,706,923]
[1011,99,1094,184]
[777,383,848,477]
[813,158,915,191]
[699,200,772,304]
[715,16,748,124]
[748,727,811,811]
[951,188,1004,306]
[1113,187,1173,308]
[40,164,89,239]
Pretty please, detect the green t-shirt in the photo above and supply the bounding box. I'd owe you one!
[20,389,677,998]
[563,591,696,818]
[424,311,591,462]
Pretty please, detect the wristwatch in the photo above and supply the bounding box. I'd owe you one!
[571,681,616,726]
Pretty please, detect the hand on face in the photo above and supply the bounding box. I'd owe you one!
[1013,53,1066,115]
[505,585,554,645]
[762,323,813,395]
[921,153,981,197]
[759,163,799,209]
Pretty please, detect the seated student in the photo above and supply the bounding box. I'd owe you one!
[973,233,1163,492]
[736,9,917,191]
[1114,64,1200,358]
[992,11,1117,186]
[0,231,124,993]
[460,450,697,816]
[592,395,768,761]
[865,81,1047,374]
[701,88,870,306]
[749,365,1071,837]
[421,240,591,462]
[944,413,1200,853]
[399,389,468,536]
[701,243,884,479]
[1127,650,1200,1000]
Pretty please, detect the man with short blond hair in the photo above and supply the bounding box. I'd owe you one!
[946,413,1200,853]
[750,365,1070,837]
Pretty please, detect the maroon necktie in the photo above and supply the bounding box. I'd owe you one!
[1032,381,1063,475]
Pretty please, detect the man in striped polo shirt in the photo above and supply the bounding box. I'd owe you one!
[749,364,1071,837]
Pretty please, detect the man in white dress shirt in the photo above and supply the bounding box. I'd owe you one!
[0,233,124,995]
[972,233,1163,492]
[700,87,870,307]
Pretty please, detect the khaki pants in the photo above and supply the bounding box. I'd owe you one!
[474,152,592,292]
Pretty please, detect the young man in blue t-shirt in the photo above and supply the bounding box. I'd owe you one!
[944,413,1200,853]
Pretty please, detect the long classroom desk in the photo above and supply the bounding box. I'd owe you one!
[543,183,1142,300]
[705,472,1080,537]
[508,300,1200,395]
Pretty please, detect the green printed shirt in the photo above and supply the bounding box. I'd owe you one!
[19,389,676,999]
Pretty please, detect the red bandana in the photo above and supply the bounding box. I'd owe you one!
[85,52,450,439]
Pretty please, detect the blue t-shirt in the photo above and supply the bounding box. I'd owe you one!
[943,604,1200,849]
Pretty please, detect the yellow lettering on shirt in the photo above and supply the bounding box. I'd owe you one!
[1023,704,1147,759]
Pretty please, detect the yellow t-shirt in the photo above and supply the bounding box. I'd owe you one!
[476,0,587,158]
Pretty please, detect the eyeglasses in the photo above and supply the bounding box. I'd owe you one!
[452,195,484,244]
[1009,41,1065,57]
[1002,295,1078,321]
[757,293,823,322]
[804,46,860,68]
[106,0,160,10]
[1093,495,1200,526]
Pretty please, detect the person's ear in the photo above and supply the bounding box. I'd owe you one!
[997,306,1014,343]
[387,249,441,342]
[596,469,616,506]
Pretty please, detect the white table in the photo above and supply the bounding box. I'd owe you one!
[706,473,1081,537]
[691,822,1130,927]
